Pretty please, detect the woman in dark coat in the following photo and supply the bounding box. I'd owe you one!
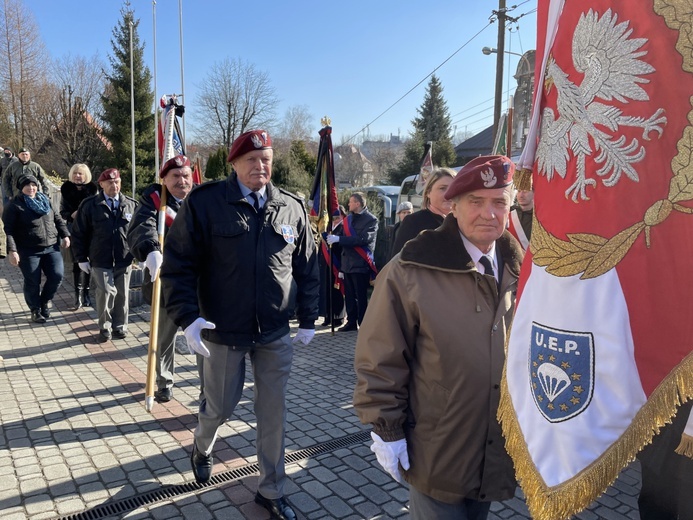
[390,168,457,257]
[60,163,97,308]
[3,174,70,323]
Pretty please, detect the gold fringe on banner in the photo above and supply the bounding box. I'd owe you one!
[675,433,693,458]
[514,168,533,192]
[498,353,693,520]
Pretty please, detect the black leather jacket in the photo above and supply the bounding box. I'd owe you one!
[160,175,319,347]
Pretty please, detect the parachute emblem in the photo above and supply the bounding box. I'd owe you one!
[529,323,595,423]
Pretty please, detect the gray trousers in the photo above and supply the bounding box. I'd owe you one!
[409,487,491,520]
[195,335,293,499]
[92,265,131,333]
[155,304,179,389]
[155,304,205,394]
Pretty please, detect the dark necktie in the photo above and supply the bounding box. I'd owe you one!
[107,197,115,212]
[479,255,495,279]
[250,192,261,212]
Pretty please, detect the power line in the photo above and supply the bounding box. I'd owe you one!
[344,19,495,144]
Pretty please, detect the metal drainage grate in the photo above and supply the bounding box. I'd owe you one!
[57,430,370,520]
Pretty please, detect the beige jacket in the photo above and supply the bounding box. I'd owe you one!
[353,213,523,503]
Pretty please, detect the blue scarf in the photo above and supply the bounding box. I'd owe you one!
[23,192,51,216]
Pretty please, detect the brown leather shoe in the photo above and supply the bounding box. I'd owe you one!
[254,493,296,520]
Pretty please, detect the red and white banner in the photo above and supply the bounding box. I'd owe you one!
[500,1,693,519]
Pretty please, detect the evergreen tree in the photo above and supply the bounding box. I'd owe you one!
[389,75,457,186]
[205,147,230,180]
[271,140,315,197]
[101,2,155,196]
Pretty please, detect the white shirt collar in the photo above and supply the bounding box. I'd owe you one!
[460,232,497,279]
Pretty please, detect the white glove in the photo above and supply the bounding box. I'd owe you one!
[183,317,216,358]
[78,261,91,274]
[292,328,315,346]
[326,234,340,245]
[144,250,164,282]
[338,272,345,279]
[370,432,410,483]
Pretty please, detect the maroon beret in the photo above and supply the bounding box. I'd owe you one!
[444,155,514,200]
[160,155,191,178]
[227,130,272,163]
[98,168,120,182]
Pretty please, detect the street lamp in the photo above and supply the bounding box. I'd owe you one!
[483,47,532,75]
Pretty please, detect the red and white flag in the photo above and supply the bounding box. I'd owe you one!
[500,1,693,519]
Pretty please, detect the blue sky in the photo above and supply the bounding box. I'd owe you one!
[28,1,537,144]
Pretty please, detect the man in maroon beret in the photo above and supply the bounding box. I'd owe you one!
[71,168,137,343]
[127,155,196,403]
[354,154,523,520]
[160,130,319,520]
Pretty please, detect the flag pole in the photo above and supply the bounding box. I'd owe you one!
[153,0,160,176]
[507,95,514,158]
[178,0,186,143]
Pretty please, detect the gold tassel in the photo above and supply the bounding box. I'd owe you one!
[514,168,533,192]
[675,433,693,458]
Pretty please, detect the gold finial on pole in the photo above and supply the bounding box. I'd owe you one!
[321,116,331,127]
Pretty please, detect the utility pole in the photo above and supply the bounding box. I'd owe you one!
[492,0,506,142]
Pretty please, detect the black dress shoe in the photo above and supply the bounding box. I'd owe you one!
[98,330,111,343]
[112,330,127,340]
[332,318,344,328]
[31,310,46,324]
[319,319,331,327]
[338,322,358,332]
[154,387,173,403]
[40,304,50,319]
[254,493,296,520]
[191,443,213,484]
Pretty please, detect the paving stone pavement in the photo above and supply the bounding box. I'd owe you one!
[0,261,643,519]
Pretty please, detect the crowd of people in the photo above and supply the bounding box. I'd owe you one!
[0,133,688,520]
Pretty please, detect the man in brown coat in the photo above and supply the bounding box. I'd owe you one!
[353,155,523,520]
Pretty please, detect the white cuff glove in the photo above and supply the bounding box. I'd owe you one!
[78,261,91,274]
[183,317,216,358]
[370,432,410,483]
[338,272,345,279]
[144,250,164,282]
[326,234,340,245]
[292,328,315,346]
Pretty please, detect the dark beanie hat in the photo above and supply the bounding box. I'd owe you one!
[17,174,38,190]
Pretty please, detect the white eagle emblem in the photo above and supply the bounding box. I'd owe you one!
[481,168,497,188]
[535,9,667,202]
[251,131,268,149]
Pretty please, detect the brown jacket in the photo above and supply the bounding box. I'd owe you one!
[353,213,523,504]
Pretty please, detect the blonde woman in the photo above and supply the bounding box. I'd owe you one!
[60,163,97,308]
[390,167,457,256]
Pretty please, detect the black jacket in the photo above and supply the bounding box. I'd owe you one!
[334,208,379,274]
[127,184,183,303]
[160,175,320,347]
[70,192,137,269]
[390,208,444,257]
[60,181,98,225]
[2,194,69,252]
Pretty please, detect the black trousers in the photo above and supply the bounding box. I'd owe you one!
[344,272,370,325]
[637,400,693,520]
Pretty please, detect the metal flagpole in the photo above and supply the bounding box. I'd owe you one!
[153,1,160,175]
[178,0,186,143]
[129,19,136,199]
